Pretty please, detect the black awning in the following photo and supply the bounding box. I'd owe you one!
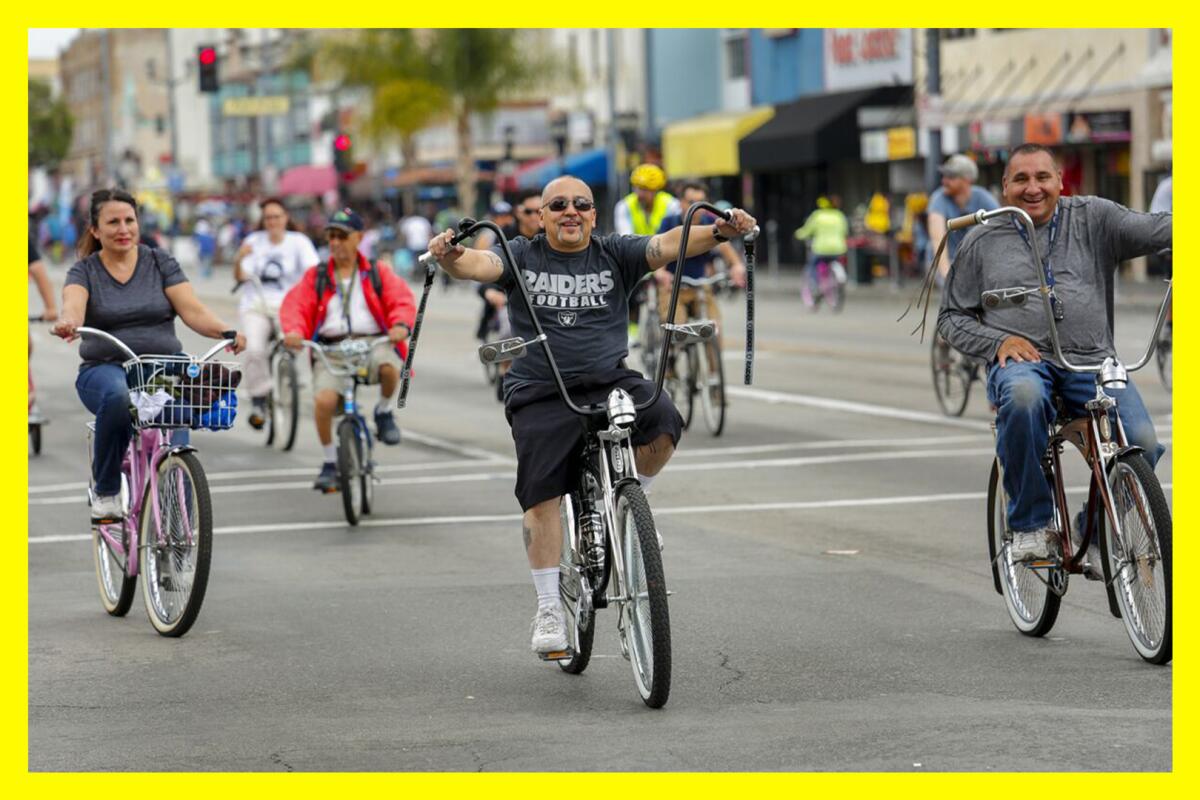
[739,85,913,172]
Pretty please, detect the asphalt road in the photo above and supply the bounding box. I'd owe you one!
[28,263,1172,771]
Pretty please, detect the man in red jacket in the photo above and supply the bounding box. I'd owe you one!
[280,208,417,490]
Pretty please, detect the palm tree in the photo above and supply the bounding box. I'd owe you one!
[313,29,573,215]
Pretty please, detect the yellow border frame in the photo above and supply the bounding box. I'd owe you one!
[13,12,1188,794]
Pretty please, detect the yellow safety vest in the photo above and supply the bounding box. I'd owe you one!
[625,191,674,236]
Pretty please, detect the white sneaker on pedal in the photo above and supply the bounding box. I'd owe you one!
[91,493,125,522]
[530,604,568,654]
[1010,527,1054,563]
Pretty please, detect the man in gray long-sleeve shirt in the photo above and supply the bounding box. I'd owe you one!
[938,143,1170,565]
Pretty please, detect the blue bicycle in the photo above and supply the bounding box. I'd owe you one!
[299,337,391,525]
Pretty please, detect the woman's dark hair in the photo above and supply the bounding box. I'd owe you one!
[257,197,299,232]
[77,188,139,259]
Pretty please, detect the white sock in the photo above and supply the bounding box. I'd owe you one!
[638,473,656,493]
[375,398,392,415]
[322,444,337,463]
[531,567,560,610]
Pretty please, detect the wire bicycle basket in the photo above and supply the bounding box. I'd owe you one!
[124,356,243,431]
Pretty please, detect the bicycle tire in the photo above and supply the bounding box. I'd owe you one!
[987,459,1061,637]
[557,493,595,675]
[698,337,726,436]
[931,335,973,417]
[615,483,671,708]
[29,423,42,456]
[140,451,212,637]
[338,419,363,526]
[276,353,300,451]
[93,517,137,617]
[1100,452,1172,664]
[359,426,374,517]
[1156,331,1172,392]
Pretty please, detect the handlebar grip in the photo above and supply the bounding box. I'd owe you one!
[947,213,979,231]
[745,225,760,243]
[418,251,436,269]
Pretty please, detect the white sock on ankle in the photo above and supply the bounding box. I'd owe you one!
[638,473,656,493]
[322,444,337,462]
[531,567,560,609]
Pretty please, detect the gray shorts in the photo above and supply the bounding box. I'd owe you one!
[311,338,402,396]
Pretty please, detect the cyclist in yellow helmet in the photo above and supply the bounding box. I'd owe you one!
[615,164,680,345]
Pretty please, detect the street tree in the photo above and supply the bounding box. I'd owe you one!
[29,78,73,170]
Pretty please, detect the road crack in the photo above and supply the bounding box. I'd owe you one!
[269,752,295,772]
[716,649,746,694]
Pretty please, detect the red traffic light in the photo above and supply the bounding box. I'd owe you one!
[334,134,352,152]
[199,47,217,66]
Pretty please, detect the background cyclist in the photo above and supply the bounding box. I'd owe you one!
[52,188,246,522]
[233,197,320,430]
[927,153,999,283]
[278,208,416,491]
[427,174,757,659]
[614,164,680,345]
[937,143,1170,567]
[793,195,848,305]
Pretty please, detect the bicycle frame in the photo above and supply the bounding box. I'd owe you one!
[300,336,393,451]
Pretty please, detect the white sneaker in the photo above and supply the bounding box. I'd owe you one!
[530,604,568,653]
[91,493,125,522]
[1010,527,1054,563]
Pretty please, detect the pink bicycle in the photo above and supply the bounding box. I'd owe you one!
[76,327,239,637]
[800,256,847,312]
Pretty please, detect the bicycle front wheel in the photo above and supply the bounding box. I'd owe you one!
[931,335,972,417]
[338,419,364,526]
[616,483,671,708]
[140,450,213,637]
[272,351,300,451]
[94,516,137,616]
[698,338,726,436]
[988,459,1061,637]
[1100,452,1172,664]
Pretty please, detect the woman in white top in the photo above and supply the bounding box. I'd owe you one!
[234,198,320,428]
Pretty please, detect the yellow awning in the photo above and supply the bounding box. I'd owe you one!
[663,106,776,178]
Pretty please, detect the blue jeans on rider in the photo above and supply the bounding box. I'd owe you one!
[986,359,1163,533]
[76,364,188,496]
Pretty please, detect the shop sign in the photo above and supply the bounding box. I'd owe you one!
[1065,110,1132,143]
[969,119,1012,150]
[886,127,916,160]
[221,96,290,117]
[860,130,889,163]
[1023,113,1063,145]
[824,29,913,91]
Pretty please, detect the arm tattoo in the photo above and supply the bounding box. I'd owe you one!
[522,524,533,551]
[484,250,503,273]
[646,236,663,264]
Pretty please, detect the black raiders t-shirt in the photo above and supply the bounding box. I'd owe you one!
[492,232,651,399]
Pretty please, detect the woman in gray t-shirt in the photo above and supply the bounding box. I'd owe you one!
[52,189,246,523]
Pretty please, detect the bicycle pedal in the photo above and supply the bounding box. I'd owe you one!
[321,486,340,495]
[91,516,123,526]
[538,648,574,662]
[1026,559,1061,569]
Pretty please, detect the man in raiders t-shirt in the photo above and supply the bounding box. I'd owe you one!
[428,174,758,657]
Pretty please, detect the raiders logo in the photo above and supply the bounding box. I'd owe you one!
[557,311,578,327]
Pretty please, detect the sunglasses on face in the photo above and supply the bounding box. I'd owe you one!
[326,230,350,241]
[520,207,540,216]
[544,197,595,213]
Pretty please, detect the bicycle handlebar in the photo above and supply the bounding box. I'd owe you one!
[74,326,237,364]
[948,205,1173,376]
[298,336,393,377]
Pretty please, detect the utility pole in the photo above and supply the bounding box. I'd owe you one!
[923,28,943,192]
[606,29,619,231]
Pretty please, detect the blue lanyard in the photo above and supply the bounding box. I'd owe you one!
[1012,203,1062,316]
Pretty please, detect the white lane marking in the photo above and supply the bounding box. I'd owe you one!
[726,386,993,431]
[27,457,506,495]
[400,429,514,463]
[675,434,988,458]
[27,447,996,505]
[30,483,1170,544]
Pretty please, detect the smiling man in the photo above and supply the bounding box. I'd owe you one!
[429,175,757,657]
[937,143,1171,566]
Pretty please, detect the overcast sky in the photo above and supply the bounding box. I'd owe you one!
[28,28,80,59]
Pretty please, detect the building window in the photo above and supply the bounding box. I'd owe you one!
[725,33,747,80]
[942,29,977,40]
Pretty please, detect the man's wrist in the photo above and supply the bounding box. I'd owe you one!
[712,224,729,243]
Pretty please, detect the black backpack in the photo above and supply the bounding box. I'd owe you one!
[315,261,383,300]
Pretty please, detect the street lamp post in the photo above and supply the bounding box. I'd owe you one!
[615,110,641,200]
[549,113,569,176]
[497,124,517,199]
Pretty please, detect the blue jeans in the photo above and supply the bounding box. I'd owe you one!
[76,364,188,495]
[986,360,1164,532]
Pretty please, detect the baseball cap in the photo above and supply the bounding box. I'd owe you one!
[490,201,513,216]
[939,154,979,182]
[325,207,364,233]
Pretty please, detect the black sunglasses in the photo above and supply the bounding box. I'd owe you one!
[520,207,540,215]
[545,197,594,213]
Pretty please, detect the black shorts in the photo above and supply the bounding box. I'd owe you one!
[505,368,684,511]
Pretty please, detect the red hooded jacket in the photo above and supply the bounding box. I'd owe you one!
[279,253,417,360]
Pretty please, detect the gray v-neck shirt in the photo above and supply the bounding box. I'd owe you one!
[937,196,1171,366]
[66,245,189,367]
